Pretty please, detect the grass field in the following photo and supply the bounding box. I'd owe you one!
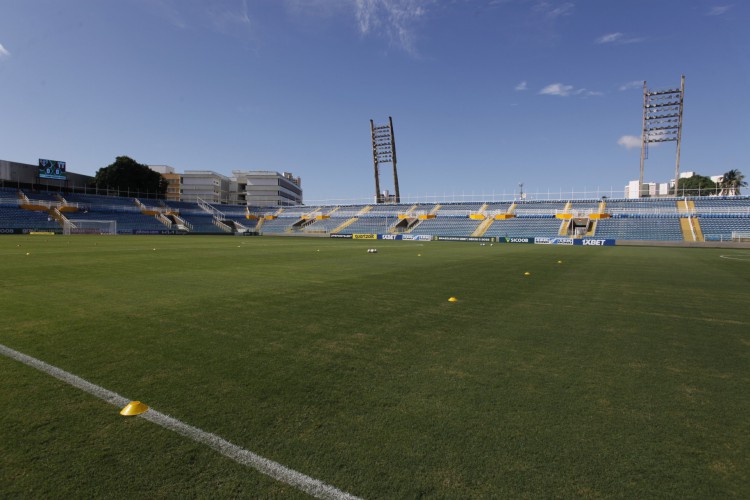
[1,235,749,498]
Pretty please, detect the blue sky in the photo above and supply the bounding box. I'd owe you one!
[1,0,748,202]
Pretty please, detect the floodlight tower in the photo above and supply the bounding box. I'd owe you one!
[370,116,400,203]
[639,75,685,197]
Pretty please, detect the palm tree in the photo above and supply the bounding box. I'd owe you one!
[719,169,747,196]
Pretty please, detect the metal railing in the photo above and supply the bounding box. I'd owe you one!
[15,197,87,211]
[197,197,225,218]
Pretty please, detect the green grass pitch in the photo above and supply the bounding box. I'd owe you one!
[1,235,748,498]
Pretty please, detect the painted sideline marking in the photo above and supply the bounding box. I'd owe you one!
[0,343,360,500]
[720,254,750,261]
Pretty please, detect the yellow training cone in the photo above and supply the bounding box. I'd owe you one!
[448,297,458,302]
[120,401,149,416]
[524,272,531,276]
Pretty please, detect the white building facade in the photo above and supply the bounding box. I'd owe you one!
[624,171,723,199]
[180,170,232,204]
[231,170,302,207]
[151,167,303,207]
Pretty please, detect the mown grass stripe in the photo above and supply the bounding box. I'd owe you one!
[0,342,360,500]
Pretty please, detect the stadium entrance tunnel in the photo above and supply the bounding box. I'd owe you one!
[558,214,612,237]
[393,217,419,232]
[220,219,252,234]
[557,217,593,237]
[291,218,315,230]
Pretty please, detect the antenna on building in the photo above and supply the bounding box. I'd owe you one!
[370,116,400,204]
[639,75,685,197]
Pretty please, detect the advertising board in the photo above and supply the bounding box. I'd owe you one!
[436,236,495,243]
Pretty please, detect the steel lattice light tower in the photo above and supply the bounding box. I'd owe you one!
[639,75,685,197]
[370,116,400,204]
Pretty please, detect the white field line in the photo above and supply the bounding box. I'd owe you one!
[719,254,750,261]
[0,343,360,500]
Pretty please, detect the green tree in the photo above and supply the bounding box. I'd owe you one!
[719,169,747,196]
[673,174,718,196]
[93,156,167,197]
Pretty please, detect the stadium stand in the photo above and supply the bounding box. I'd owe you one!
[410,217,482,236]
[0,206,60,231]
[683,197,750,241]
[22,190,62,203]
[604,198,681,215]
[164,201,209,215]
[513,201,568,215]
[699,215,750,241]
[2,193,749,241]
[65,210,167,233]
[484,202,513,213]
[178,213,227,233]
[484,216,562,238]
[61,194,141,214]
[594,215,684,240]
[366,204,412,215]
[0,193,20,207]
[302,217,343,233]
[569,200,602,212]
[278,205,316,217]
[260,217,297,234]
[341,216,398,234]
[435,203,484,216]
[693,196,750,208]
[332,206,367,218]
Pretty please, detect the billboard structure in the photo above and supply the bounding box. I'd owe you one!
[39,159,67,180]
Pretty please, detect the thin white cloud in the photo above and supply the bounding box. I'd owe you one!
[707,5,732,16]
[354,0,430,56]
[515,80,528,91]
[619,80,642,91]
[0,43,10,59]
[540,82,603,97]
[574,88,603,97]
[355,0,377,33]
[534,1,575,19]
[208,0,252,35]
[618,135,641,150]
[596,32,644,44]
[540,83,574,96]
[596,32,622,44]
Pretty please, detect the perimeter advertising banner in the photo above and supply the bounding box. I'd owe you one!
[436,236,495,243]
[326,233,615,245]
[534,237,574,245]
[496,236,616,246]
[576,239,615,246]
[0,228,63,235]
[497,236,534,244]
[131,229,181,235]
